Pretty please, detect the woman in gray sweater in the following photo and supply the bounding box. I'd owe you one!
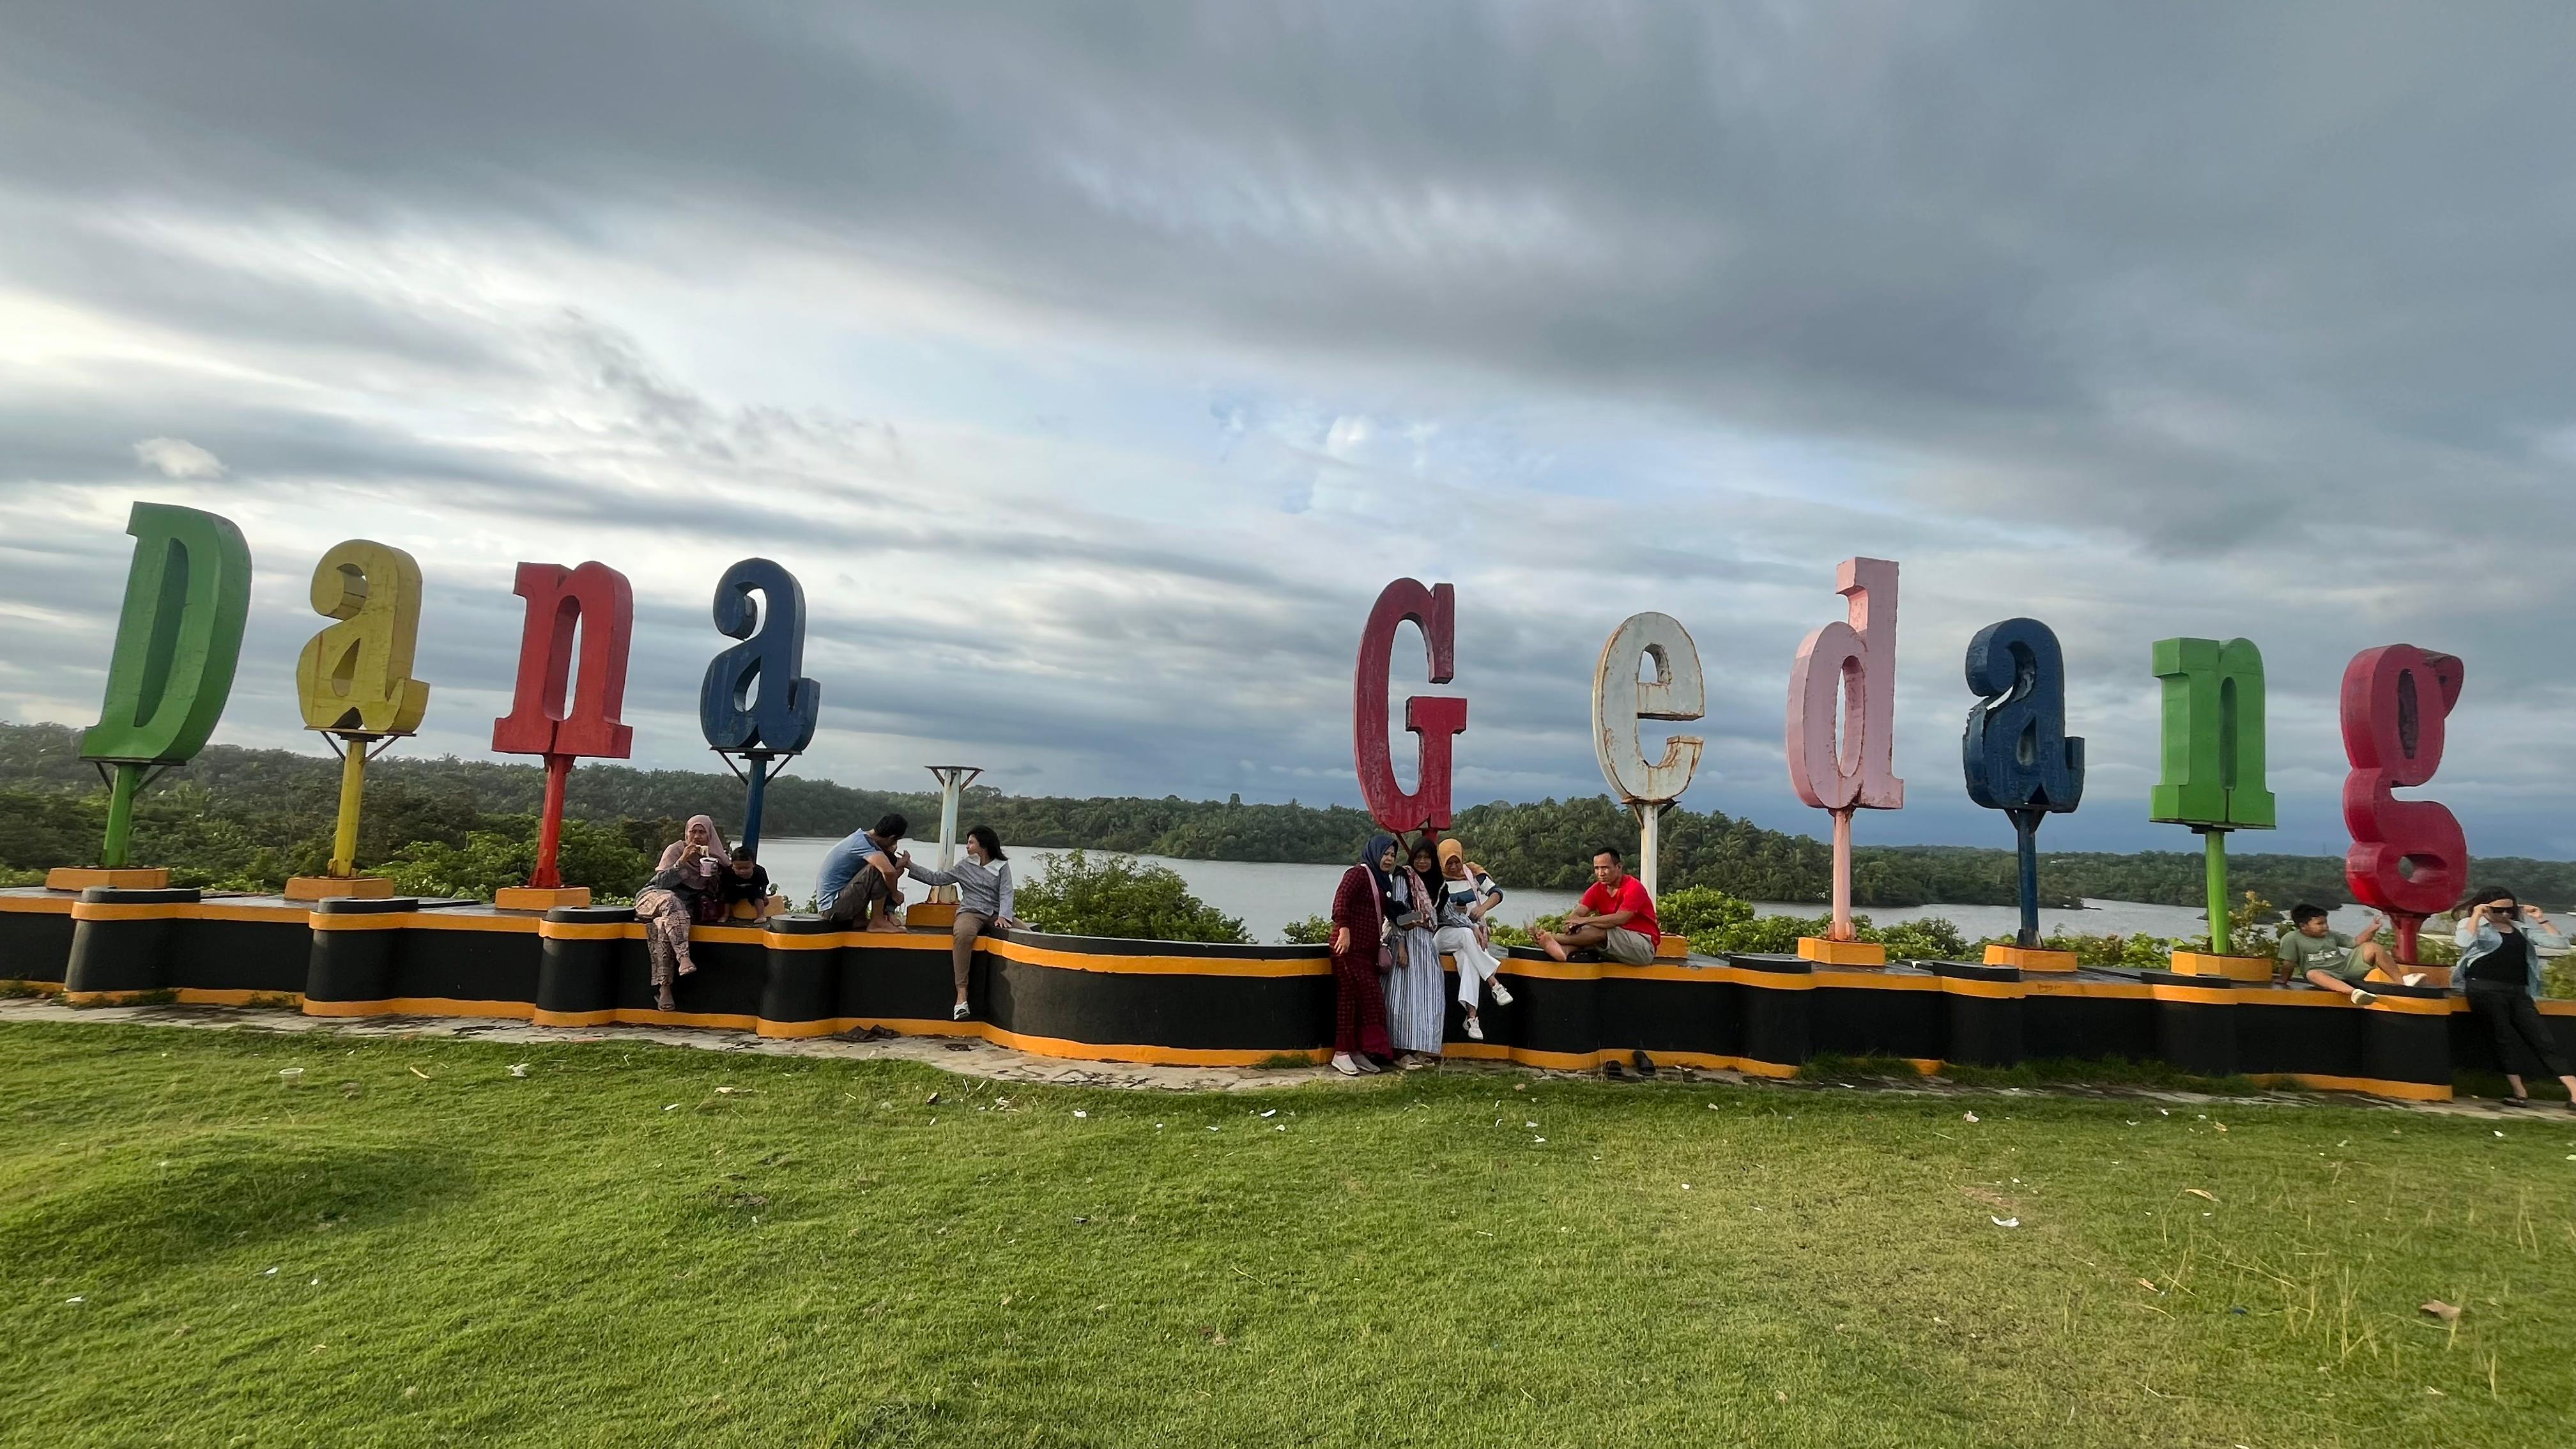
[905,825,1023,1021]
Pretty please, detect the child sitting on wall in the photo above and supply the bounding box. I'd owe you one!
[721,846,777,923]
[2276,904,2419,1003]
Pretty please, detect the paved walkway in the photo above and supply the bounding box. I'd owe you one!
[0,997,2542,1116]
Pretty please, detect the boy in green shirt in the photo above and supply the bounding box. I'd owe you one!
[2275,904,2416,1004]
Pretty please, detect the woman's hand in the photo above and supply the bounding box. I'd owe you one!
[1332,926,1349,955]
[997,916,1024,932]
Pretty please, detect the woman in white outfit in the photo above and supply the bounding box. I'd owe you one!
[1430,838,1513,1039]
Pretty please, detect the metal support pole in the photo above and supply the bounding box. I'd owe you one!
[924,766,983,867]
[740,752,772,853]
[330,739,369,878]
[1635,801,1661,901]
[1829,808,1855,942]
[530,753,572,889]
[2201,827,2229,956]
[2009,808,2042,949]
[100,762,144,868]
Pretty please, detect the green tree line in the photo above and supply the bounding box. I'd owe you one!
[8,721,2576,909]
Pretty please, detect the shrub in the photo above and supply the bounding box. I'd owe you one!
[1015,850,1251,944]
[1279,914,1333,946]
[379,818,650,901]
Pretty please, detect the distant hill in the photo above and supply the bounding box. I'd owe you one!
[6,720,2573,908]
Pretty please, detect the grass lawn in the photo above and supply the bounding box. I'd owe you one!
[2,1023,2572,1447]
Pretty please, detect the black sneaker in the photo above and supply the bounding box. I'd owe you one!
[1632,1050,1659,1080]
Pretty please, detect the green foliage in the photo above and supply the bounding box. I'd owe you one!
[1015,850,1251,944]
[1278,914,1333,946]
[378,820,652,901]
[2227,891,2282,959]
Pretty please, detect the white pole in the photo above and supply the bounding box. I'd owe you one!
[924,765,983,900]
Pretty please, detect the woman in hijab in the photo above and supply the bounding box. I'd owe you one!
[636,815,728,1011]
[1327,834,1399,1076]
[1380,836,1448,1068]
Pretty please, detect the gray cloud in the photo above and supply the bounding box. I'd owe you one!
[4,3,2573,857]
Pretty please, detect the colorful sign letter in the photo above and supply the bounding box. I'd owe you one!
[2150,636,2274,956]
[1353,579,1466,835]
[297,540,429,737]
[699,557,820,850]
[2340,645,2466,963]
[1786,557,1901,942]
[491,561,635,892]
[1592,612,1704,897]
[82,503,254,766]
[80,502,254,866]
[1963,617,2085,947]
[296,540,431,882]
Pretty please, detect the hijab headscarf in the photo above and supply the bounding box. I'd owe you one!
[1436,837,1467,877]
[1361,832,1401,907]
[661,815,732,873]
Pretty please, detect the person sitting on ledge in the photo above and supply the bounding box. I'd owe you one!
[720,846,776,923]
[1431,838,1512,1041]
[2275,904,2416,1003]
[2453,888,2576,1111]
[818,814,910,930]
[636,815,728,1011]
[905,825,1025,1022]
[1538,845,1660,965]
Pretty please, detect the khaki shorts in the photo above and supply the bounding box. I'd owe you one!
[1602,928,1657,965]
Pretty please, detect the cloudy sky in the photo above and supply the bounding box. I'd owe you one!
[4,3,2573,855]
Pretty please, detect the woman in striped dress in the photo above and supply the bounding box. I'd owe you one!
[1381,838,1448,1068]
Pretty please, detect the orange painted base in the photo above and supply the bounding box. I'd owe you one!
[284,875,395,902]
[726,895,789,921]
[906,901,958,930]
[1984,945,2080,973]
[47,867,172,891]
[1653,934,1690,960]
[495,885,592,911]
[1797,937,1888,967]
[2168,951,2272,983]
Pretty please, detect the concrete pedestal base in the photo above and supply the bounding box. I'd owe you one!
[496,885,592,912]
[905,902,958,930]
[47,867,171,891]
[1798,936,1887,967]
[2168,950,2272,983]
[284,875,395,902]
[1653,934,1690,960]
[1984,945,2080,972]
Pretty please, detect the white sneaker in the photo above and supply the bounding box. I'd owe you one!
[2350,989,2379,1006]
[1464,1016,1485,1041]
[2401,972,2426,987]
[951,1001,970,1020]
[1489,981,1514,1006]
[1330,1053,1361,1077]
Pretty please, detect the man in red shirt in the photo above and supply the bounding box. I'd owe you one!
[1539,846,1660,965]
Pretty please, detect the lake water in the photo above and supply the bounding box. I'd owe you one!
[746,835,2369,946]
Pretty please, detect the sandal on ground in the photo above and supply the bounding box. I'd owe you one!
[2498,1096,2529,1108]
[655,995,676,1013]
[1488,981,1514,1006]
[1402,1054,1434,1070]
[1330,1054,1362,1077]
[1464,1016,1484,1041]
[1602,1061,1627,1080]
